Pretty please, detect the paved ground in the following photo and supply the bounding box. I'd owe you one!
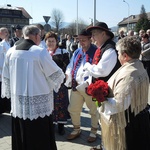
[0,86,149,150]
[0,104,101,150]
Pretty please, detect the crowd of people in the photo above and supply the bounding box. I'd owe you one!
[117,28,150,81]
[0,22,150,150]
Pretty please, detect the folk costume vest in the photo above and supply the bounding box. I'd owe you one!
[71,44,97,90]
[92,39,121,82]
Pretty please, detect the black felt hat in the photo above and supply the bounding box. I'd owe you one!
[78,29,91,37]
[13,25,22,31]
[87,22,114,39]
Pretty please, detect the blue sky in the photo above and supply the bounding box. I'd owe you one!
[1,0,150,27]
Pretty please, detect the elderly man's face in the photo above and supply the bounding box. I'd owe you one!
[91,29,104,47]
[0,29,9,40]
[139,30,145,37]
[147,30,150,36]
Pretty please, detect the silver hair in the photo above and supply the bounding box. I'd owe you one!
[22,25,40,37]
[116,36,141,59]
[0,27,8,32]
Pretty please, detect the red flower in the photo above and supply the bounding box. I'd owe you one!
[87,80,109,103]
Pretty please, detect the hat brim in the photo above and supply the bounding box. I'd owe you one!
[87,26,114,39]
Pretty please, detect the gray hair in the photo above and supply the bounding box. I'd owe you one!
[22,25,40,37]
[0,27,8,32]
[116,36,141,59]
[35,23,44,30]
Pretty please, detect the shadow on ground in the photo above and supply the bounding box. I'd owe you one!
[0,113,11,138]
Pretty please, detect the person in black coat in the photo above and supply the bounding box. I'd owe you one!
[9,25,22,47]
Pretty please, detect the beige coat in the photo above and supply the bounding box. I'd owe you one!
[100,59,149,150]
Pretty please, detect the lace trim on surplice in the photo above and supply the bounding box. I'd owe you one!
[47,69,65,92]
[11,92,54,120]
[1,77,11,99]
[2,78,54,120]
[2,69,65,120]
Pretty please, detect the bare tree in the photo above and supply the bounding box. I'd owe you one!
[68,22,76,35]
[78,18,88,33]
[68,18,88,35]
[51,9,64,32]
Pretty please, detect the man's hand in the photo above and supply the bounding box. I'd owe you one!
[81,70,89,78]
[83,62,91,71]
[76,81,89,93]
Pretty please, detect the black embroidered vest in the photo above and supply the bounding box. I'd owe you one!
[92,39,121,82]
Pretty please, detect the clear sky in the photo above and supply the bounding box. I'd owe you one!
[1,0,150,27]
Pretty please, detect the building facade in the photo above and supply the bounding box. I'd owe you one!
[0,4,32,36]
[118,12,150,33]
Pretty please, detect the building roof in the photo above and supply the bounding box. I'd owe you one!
[118,12,150,25]
[17,7,32,19]
[0,4,20,10]
[0,4,32,19]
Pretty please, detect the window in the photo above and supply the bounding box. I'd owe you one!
[13,10,22,16]
[14,19,21,23]
[2,18,11,23]
[1,9,10,14]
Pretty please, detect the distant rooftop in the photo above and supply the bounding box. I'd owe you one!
[17,7,32,19]
[0,4,20,10]
[118,12,150,25]
[0,4,32,19]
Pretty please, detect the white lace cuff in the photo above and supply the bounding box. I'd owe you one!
[47,69,65,92]
[1,77,11,99]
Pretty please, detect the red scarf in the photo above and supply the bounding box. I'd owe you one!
[92,48,101,65]
[48,47,58,56]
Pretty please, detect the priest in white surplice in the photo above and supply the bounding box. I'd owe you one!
[1,25,65,150]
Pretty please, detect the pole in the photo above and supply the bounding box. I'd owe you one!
[93,0,96,25]
[89,18,93,26]
[76,0,79,35]
[123,0,130,32]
